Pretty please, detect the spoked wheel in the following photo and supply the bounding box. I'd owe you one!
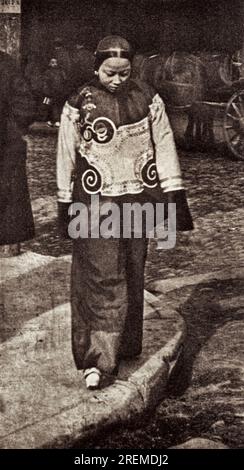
[223,90,244,160]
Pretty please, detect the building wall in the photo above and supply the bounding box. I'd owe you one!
[0,0,21,59]
[1,1,243,62]
[21,0,243,55]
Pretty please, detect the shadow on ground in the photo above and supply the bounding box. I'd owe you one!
[0,259,71,343]
[167,277,244,396]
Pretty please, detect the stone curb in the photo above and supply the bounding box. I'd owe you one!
[1,328,185,449]
[147,267,244,294]
[27,122,58,136]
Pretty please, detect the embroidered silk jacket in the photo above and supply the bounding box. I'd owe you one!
[57,78,193,234]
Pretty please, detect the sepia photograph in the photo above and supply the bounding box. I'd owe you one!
[0,0,243,462]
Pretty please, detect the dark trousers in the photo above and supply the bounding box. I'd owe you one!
[71,237,148,375]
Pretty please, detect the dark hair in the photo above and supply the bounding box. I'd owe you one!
[94,50,133,71]
[94,35,133,70]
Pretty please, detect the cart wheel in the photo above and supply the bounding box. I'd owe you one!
[223,90,244,160]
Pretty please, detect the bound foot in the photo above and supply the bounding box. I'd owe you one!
[84,368,101,390]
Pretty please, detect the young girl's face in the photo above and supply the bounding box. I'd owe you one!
[98,57,131,93]
[50,59,58,67]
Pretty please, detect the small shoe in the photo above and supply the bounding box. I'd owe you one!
[84,368,101,390]
[47,121,53,127]
[54,121,60,128]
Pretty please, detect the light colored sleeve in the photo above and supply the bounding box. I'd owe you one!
[56,101,80,202]
[149,93,184,193]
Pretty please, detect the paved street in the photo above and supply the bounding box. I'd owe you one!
[2,127,244,448]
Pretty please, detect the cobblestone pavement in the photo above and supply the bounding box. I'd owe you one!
[22,131,244,448]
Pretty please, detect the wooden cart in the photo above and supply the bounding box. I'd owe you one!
[134,51,244,160]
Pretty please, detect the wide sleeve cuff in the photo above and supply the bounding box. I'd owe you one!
[150,94,184,192]
[160,176,184,192]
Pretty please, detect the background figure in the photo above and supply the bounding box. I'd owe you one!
[0,51,36,256]
[42,58,67,127]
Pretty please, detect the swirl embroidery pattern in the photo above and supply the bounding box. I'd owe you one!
[82,117,116,144]
[81,168,102,194]
[77,90,157,196]
[141,158,159,188]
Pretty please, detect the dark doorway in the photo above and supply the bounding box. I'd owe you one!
[20,0,243,68]
[20,0,163,67]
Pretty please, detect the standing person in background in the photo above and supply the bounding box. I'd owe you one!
[57,36,193,390]
[43,58,67,128]
[0,51,36,256]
